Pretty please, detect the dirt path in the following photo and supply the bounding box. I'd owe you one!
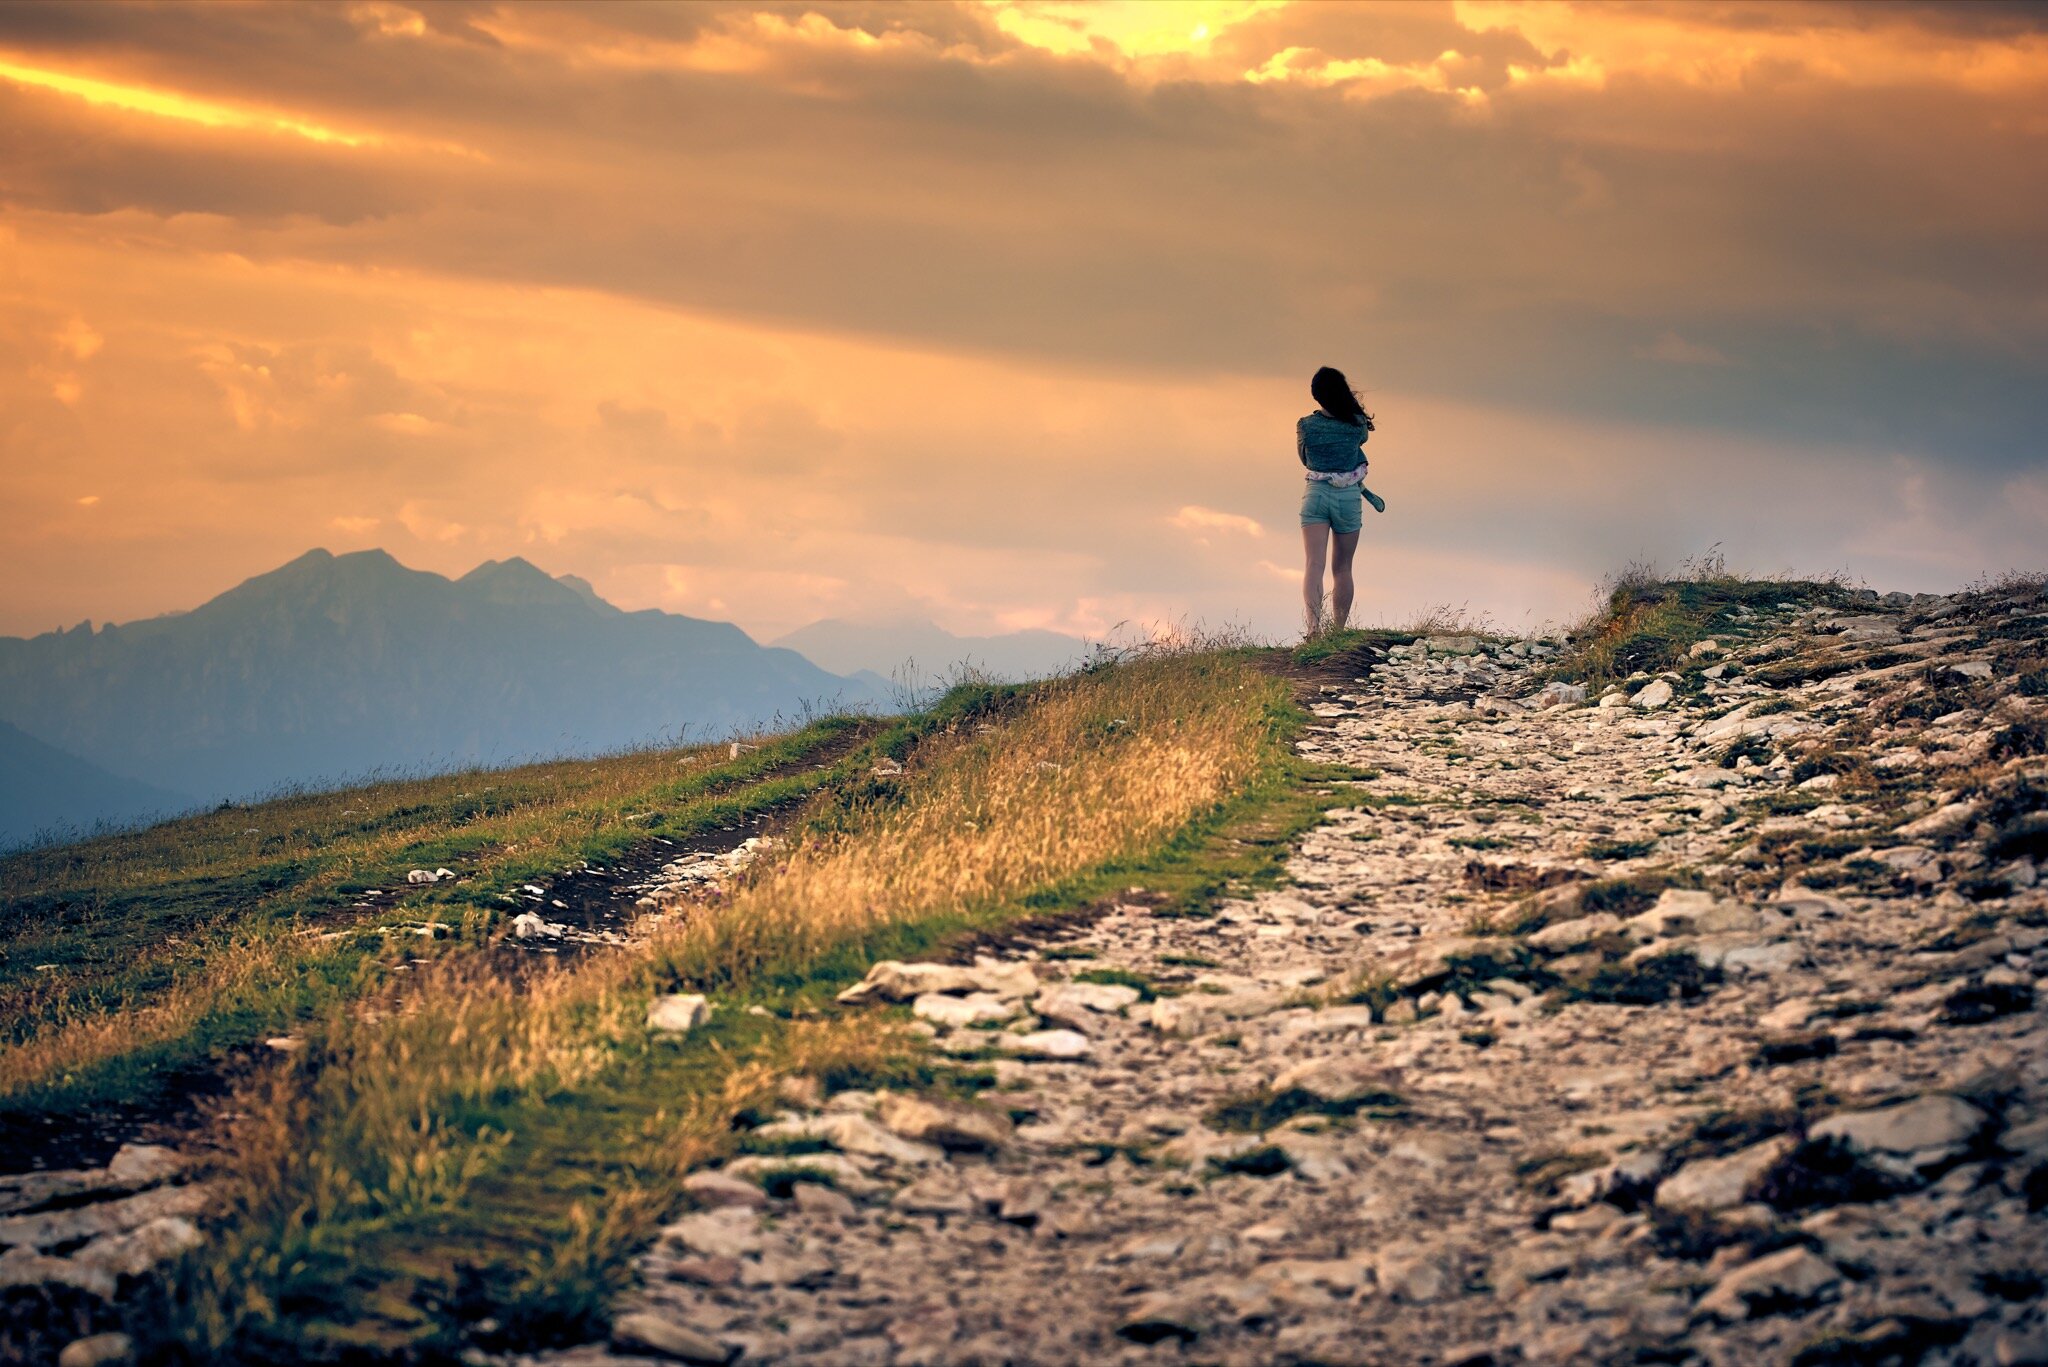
[544,587,2048,1367]
[501,719,885,958]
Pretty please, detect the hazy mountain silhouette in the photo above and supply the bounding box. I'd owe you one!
[0,720,194,850]
[771,617,1088,685]
[0,549,882,818]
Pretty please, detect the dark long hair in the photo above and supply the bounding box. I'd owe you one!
[1311,366,1370,427]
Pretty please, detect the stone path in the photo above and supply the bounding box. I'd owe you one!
[546,588,2048,1364]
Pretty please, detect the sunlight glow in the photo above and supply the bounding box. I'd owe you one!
[986,0,1283,60]
[0,57,377,146]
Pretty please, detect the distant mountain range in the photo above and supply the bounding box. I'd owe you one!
[0,719,193,848]
[770,618,1090,688]
[0,549,883,846]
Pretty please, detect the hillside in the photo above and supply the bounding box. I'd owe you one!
[2,574,2044,1367]
[0,549,883,816]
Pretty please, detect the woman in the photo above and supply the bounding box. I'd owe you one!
[1297,365,1376,633]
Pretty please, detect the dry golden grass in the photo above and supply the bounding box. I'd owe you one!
[649,652,1276,989]
[0,931,309,1098]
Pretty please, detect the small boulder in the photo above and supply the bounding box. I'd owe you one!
[1526,913,1625,955]
[788,1113,946,1166]
[1380,935,1521,993]
[911,992,1016,1029]
[680,1170,769,1210]
[791,1182,858,1220]
[1694,1247,1839,1321]
[837,961,980,1005]
[666,1256,740,1287]
[72,1216,202,1278]
[1896,801,1982,841]
[1374,1244,1448,1303]
[1625,889,1764,941]
[996,1029,1092,1061]
[1533,681,1587,709]
[647,993,710,1034]
[967,956,1041,1000]
[1809,1095,1986,1161]
[1270,1057,1402,1107]
[1632,679,1675,709]
[995,1178,1049,1225]
[104,1145,187,1188]
[1032,981,1141,1030]
[660,1208,763,1260]
[1119,1286,1211,1344]
[57,1335,134,1367]
[611,1310,731,1364]
[0,1250,117,1301]
[1654,1135,1795,1214]
[874,1093,1013,1153]
[891,1171,976,1216]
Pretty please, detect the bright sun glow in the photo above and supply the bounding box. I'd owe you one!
[0,56,373,146]
[986,0,1281,60]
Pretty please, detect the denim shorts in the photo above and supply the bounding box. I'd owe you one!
[1300,480,1362,534]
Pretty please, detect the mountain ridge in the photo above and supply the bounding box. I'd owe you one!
[0,549,880,827]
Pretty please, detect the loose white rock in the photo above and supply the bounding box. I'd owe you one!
[996,1029,1093,1061]
[911,991,1016,1029]
[1654,1135,1795,1213]
[1809,1095,1986,1157]
[875,1092,1013,1152]
[681,1170,769,1210]
[611,1310,730,1363]
[647,993,710,1034]
[1695,1247,1840,1321]
[837,961,982,1004]
[57,1334,135,1367]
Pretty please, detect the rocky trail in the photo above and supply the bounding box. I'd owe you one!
[547,587,2048,1367]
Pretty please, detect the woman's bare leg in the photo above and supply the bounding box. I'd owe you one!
[1302,523,1331,632]
[1330,529,1361,630]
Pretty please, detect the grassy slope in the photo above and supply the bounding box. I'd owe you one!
[1546,571,1853,688]
[0,718,875,1126]
[0,646,1366,1363]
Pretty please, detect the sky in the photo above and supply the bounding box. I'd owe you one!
[3,0,2045,645]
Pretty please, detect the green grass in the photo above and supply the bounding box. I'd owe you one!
[1207,1086,1402,1133]
[1550,573,1845,688]
[1072,967,1164,1000]
[1577,867,1703,918]
[0,719,881,1121]
[1584,837,1657,861]
[1291,627,1415,665]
